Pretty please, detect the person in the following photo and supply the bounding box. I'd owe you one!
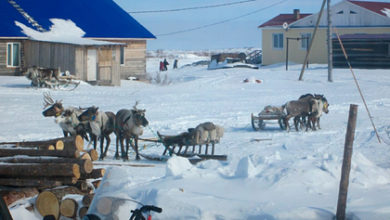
[163,59,169,71]
[173,59,178,69]
[159,61,164,71]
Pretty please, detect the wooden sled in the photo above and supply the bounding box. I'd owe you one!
[138,130,227,163]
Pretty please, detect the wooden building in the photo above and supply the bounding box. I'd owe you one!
[333,34,390,69]
[258,0,390,67]
[0,0,155,86]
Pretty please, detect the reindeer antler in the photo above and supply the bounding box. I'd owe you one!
[43,92,62,109]
[133,101,140,110]
[43,92,55,109]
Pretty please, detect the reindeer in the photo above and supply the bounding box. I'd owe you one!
[308,94,329,130]
[42,93,84,137]
[115,103,149,160]
[298,94,329,130]
[25,66,60,88]
[283,99,319,132]
[78,106,115,160]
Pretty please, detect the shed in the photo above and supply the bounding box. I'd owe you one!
[0,0,155,85]
[333,34,390,69]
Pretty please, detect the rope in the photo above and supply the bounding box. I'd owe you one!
[145,126,163,148]
[333,28,382,144]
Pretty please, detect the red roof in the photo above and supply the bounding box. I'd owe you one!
[258,13,311,28]
[349,0,390,17]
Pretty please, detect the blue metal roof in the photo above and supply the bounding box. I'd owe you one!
[0,0,156,39]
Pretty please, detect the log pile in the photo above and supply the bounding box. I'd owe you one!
[0,135,106,219]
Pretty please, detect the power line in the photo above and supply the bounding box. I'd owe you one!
[156,0,289,37]
[128,0,257,14]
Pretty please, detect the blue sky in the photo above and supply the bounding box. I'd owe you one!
[113,0,389,50]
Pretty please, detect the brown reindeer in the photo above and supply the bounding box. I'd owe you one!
[283,99,319,132]
[42,93,79,137]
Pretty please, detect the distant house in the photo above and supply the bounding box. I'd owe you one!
[0,0,155,86]
[258,0,390,67]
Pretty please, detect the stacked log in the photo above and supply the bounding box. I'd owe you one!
[0,136,105,189]
[0,136,106,219]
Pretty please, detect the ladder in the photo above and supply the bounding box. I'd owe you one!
[8,0,45,32]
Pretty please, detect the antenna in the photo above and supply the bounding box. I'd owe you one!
[282,22,289,30]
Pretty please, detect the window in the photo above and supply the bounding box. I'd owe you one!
[120,46,125,65]
[6,42,20,67]
[350,10,357,14]
[337,10,344,14]
[301,33,312,49]
[272,33,284,49]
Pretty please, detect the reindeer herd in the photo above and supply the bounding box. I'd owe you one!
[42,93,148,160]
[41,92,329,161]
[283,93,329,132]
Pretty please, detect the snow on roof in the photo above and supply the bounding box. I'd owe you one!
[380,8,390,17]
[349,0,390,17]
[15,19,123,46]
[1,0,155,39]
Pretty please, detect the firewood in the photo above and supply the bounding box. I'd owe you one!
[0,158,93,174]
[78,206,89,218]
[82,194,94,207]
[0,148,80,158]
[80,152,92,160]
[48,186,85,201]
[0,177,78,188]
[87,149,99,161]
[0,163,80,179]
[1,187,39,206]
[81,149,97,161]
[60,198,78,218]
[0,138,65,150]
[0,178,62,188]
[79,168,105,180]
[36,191,60,220]
[92,180,101,189]
[74,181,93,194]
[63,135,84,151]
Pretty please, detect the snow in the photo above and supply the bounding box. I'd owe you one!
[2,52,390,219]
[381,8,390,17]
[15,19,121,46]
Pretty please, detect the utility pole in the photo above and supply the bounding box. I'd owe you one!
[327,0,333,82]
[298,0,327,81]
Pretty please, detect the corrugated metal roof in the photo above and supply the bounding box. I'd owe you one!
[349,0,390,17]
[336,33,390,39]
[258,13,312,28]
[0,0,155,39]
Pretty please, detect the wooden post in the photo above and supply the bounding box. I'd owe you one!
[286,39,289,71]
[298,0,327,80]
[327,0,333,82]
[336,104,358,220]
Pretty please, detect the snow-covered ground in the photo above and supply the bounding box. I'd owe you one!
[2,53,390,220]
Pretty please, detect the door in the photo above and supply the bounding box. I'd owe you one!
[87,49,97,81]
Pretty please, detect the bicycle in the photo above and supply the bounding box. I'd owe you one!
[129,204,163,220]
[83,201,162,220]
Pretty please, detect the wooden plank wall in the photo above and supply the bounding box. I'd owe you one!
[24,41,76,74]
[0,40,23,76]
[333,38,390,69]
[105,40,147,79]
